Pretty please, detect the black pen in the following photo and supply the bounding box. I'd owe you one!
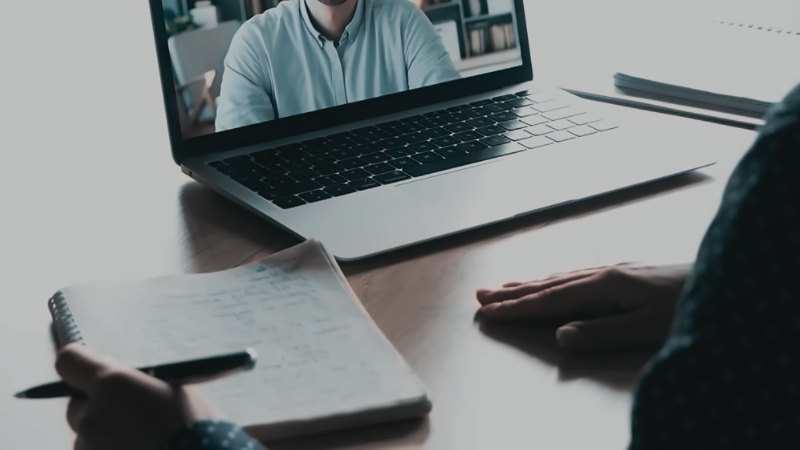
[15,348,258,399]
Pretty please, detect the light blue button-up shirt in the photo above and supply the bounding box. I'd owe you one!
[215,0,461,132]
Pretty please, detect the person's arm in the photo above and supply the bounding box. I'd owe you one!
[629,84,800,449]
[402,6,461,89]
[55,344,268,450]
[215,22,277,132]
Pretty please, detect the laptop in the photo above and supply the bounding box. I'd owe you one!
[149,0,715,260]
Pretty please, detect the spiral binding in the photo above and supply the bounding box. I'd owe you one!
[48,291,84,347]
[713,19,800,36]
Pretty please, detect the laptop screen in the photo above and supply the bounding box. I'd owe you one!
[161,0,525,139]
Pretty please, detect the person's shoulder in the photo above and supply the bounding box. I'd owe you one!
[370,0,421,21]
[238,0,303,41]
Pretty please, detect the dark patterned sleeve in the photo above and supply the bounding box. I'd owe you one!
[162,420,268,450]
[629,83,800,449]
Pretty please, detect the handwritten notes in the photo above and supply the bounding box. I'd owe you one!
[59,240,427,433]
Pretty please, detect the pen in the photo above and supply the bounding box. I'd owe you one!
[14,348,258,399]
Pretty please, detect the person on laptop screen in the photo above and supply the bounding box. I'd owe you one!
[215,0,461,132]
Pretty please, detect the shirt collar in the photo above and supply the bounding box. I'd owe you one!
[300,0,365,47]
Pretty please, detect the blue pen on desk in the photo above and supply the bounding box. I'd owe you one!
[14,348,258,399]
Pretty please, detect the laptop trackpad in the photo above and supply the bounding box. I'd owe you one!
[395,154,577,225]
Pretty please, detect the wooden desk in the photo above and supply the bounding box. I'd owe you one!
[0,0,756,448]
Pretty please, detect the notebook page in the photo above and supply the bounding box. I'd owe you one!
[60,240,426,427]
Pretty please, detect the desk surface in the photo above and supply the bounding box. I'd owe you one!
[0,1,756,449]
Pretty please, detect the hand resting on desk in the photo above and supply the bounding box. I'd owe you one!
[476,264,692,352]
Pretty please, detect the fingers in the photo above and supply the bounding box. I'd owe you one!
[479,270,628,320]
[477,270,600,306]
[555,309,657,352]
[67,395,88,432]
[55,344,111,395]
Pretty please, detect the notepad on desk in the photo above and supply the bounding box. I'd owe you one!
[47,240,430,441]
[613,17,800,117]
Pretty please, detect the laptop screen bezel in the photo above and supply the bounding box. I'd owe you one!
[148,0,533,164]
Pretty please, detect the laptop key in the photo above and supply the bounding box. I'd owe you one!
[568,125,597,137]
[435,146,469,158]
[457,140,490,152]
[504,129,533,141]
[418,118,447,128]
[481,135,512,146]
[388,157,420,169]
[526,93,555,103]
[489,112,518,122]
[569,114,602,126]
[512,107,540,118]
[476,125,506,136]
[376,138,405,150]
[547,119,576,131]
[365,163,395,175]
[543,108,585,121]
[350,178,382,191]
[412,152,446,163]
[521,115,550,126]
[466,117,495,128]
[463,108,488,119]
[534,102,570,113]
[431,136,461,147]
[498,120,527,131]
[385,147,415,158]
[272,196,306,209]
[505,98,534,108]
[493,94,518,102]
[316,174,348,186]
[590,122,619,132]
[305,154,336,165]
[287,169,319,182]
[341,169,371,180]
[484,103,514,113]
[362,152,391,163]
[444,123,472,133]
[329,148,360,160]
[470,99,494,107]
[546,130,577,143]
[374,171,411,184]
[279,180,323,196]
[453,130,483,142]
[311,162,343,176]
[526,124,555,136]
[325,184,358,197]
[338,157,368,170]
[408,141,440,153]
[399,133,429,144]
[519,136,554,149]
[396,123,425,134]
[404,142,526,177]
[354,143,385,155]
[299,190,333,203]
[420,128,451,139]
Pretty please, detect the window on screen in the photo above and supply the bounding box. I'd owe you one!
[163,0,522,138]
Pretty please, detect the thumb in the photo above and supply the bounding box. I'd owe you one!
[55,344,111,395]
[555,311,656,352]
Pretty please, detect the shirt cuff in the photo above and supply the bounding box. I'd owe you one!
[162,420,267,450]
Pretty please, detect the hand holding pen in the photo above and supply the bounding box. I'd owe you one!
[35,344,256,450]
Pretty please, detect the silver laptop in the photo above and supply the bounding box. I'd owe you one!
[149,0,714,260]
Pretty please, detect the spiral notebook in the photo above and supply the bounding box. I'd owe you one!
[613,12,800,117]
[48,240,430,442]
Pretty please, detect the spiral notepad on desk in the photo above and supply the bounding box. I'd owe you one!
[46,240,430,441]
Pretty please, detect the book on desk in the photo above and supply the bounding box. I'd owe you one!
[46,240,430,441]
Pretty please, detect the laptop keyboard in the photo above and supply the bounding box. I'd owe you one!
[208,89,618,210]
